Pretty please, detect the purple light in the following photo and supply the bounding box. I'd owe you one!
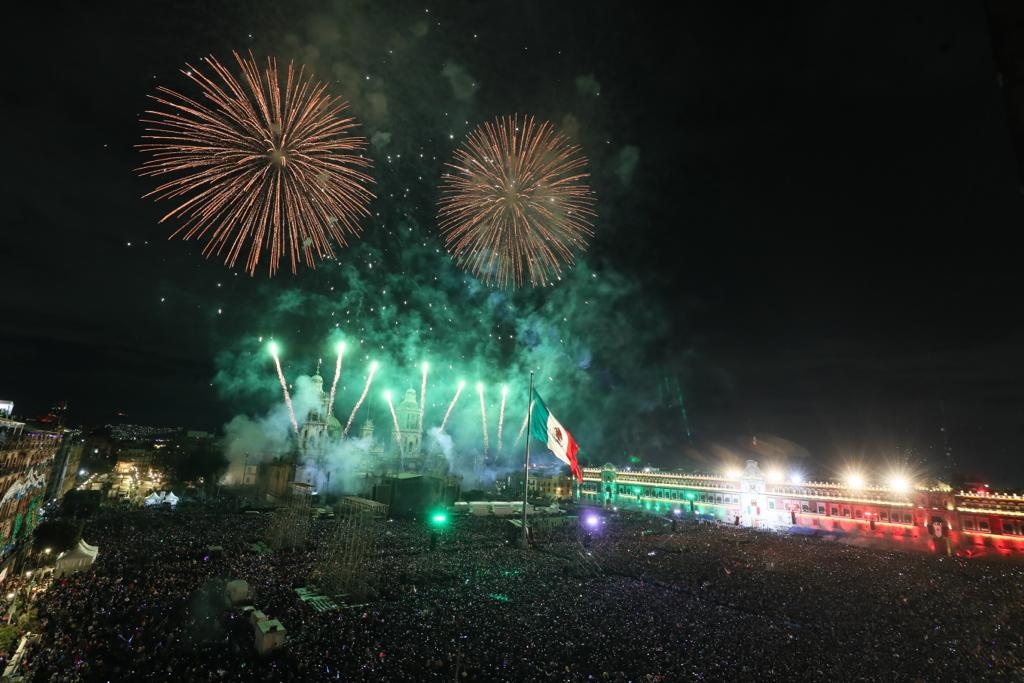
[585,514,600,528]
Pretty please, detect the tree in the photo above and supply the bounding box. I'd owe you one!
[157,438,228,489]
[32,519,81,554]
[0,624,20,655]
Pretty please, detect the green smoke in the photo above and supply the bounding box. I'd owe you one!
[204,1,707,470]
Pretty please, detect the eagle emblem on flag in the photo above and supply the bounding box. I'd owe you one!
[553,426,564,445]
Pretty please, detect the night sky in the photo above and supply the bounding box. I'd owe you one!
[5,2,1023,484]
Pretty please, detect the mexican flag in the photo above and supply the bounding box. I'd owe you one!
[530,389,583,482]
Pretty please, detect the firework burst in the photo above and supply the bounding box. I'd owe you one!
[138,51,374,276]
[438,114,596,288]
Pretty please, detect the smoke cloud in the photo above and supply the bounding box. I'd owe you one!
[206,1,719,483]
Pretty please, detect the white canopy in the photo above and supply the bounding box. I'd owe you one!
[54,539,99,578]
[144,491,179,506]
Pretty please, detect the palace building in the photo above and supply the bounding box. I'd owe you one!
[1,416,63,564]
[577,460,1024,558]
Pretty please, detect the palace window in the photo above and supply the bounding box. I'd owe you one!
[768,500,775,510]
[715,495,723,504]
[979,520,990,532]
[902,513,912,524]
[1003,521,1017,535]
[830,506,838,516]
[963,519,975,530]
[880,511,889,522]
[801,503,810,513]
[855,509,863,519]
[843,508,851,517]
[817,503,826,514]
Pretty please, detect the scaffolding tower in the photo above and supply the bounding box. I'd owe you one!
[314,498,386,600]
[266,482,313,550]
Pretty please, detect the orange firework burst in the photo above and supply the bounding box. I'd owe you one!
[438,115,596,288]
[137,51,374,276]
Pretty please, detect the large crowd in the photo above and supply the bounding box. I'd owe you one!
[6,504,1024,681]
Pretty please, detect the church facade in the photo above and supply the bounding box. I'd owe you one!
[284,369,446,495]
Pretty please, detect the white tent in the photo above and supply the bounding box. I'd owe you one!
[54,539,99,578]
[143,491,179,507]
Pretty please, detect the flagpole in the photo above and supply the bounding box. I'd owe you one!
[520,371,534,549]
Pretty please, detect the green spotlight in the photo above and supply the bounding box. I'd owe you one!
[429,510,448,527]
[268,341,279,356]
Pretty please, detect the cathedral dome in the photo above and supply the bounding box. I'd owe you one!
[327,414,342,431]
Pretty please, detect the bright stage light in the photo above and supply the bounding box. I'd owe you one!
[889,476,910,493]
[268,341,279,356]
[725,467,741,480]
[584,514,600,528]
[370,360,379,371]
[384,390,392,401]
[847,472,865,489]
[790,472,804,485]
[766,469,784,483]
[422,361,429,372]
[336,341,346,353]
[429,511,449,527]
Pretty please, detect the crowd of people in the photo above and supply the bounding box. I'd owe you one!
[6,503,1024,681]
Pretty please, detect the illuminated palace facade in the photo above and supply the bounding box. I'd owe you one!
[577,460,1024,558]
[1,417,62,563]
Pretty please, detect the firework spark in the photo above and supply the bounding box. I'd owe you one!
[138,51,374,276]
[419,362,429,436]
[497,384,507,452]
[344,361,379,436]
[440,380,466,432]
[328,341,344,419]
[438,114,596,288]
[385,391,405,468]
[477,382,489,458]
[268,342,299,434]
[513,409,529,450]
